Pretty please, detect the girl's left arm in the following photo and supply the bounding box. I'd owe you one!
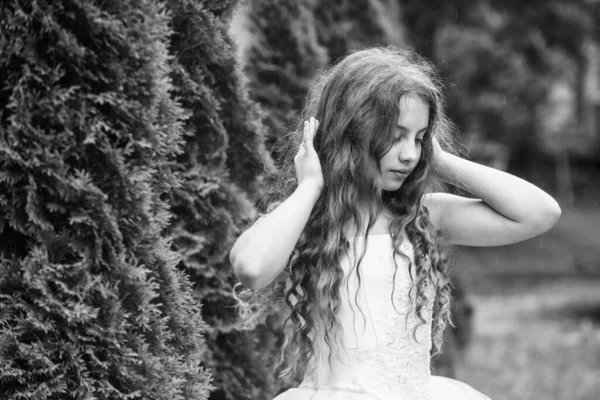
[423,139,562,247]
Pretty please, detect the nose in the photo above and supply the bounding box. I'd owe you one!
[397,139,419,164]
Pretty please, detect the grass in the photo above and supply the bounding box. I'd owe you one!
[456,281,600,400]
[448,206,600,400]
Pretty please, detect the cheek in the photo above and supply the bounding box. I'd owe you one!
[379,152,393,169]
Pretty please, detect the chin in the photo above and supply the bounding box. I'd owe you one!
[382,182,404,192]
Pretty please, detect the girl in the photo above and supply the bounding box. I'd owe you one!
[230,46,561,400]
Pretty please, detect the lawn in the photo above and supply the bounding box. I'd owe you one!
[450,206,600,400]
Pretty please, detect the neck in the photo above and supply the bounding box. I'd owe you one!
[342,204,393,237]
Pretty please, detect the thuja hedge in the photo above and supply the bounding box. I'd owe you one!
[0,1,212,399]
[163,1,280,399]
[245,0,327,167]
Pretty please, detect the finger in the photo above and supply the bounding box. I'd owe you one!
[295,143,304,160]
[303,120,310,145]
[306,118,316,148]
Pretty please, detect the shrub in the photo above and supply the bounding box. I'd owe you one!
[244,0,328,166]
[163,1,278,399]
[0,1,211,399]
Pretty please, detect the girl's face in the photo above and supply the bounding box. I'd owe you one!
[380,94,430,192]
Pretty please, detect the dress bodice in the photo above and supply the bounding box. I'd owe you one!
[297,234,435,399]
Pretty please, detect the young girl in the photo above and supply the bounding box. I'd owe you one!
[230,46,561,400]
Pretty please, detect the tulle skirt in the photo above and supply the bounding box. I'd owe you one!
[272,375,491,400]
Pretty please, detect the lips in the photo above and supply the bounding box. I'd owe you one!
[391,169,411,174]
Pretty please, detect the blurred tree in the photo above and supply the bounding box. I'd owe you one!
[516,0,600,203]
[430,0,600,197]
[163,1,279,399]
[243,0,328,167]
[242,0,407,162]
[313,0,405,64]
[0,1,211,399]
[399,0,474,62]
[227,1,328,395]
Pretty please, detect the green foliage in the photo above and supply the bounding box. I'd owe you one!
[0,0,211,398]
[163,0,277,399]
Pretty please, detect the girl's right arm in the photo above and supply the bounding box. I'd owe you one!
[230,183,321,290]
[230,118,323,290]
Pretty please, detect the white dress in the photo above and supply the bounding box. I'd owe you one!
[273,234,491,400]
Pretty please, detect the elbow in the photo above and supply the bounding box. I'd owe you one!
[230,238,284,291]
[236,273,260,291]
[533,198,562,234]
[546,198,562,227]
[230,251,264,291]
[230,251,256,290]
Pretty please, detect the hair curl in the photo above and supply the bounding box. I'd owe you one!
[234,45,460,381]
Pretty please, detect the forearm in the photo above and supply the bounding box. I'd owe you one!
[436,152,561,225]
[230,183,321,290]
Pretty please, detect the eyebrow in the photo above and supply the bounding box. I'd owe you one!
[396,124,429,134]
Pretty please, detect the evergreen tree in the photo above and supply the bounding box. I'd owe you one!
[313,0,405,63]
[163,1,277,399]
[0,1,211,399]
[244,0,328,166]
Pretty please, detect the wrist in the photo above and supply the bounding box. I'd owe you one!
[434,151,456,182]
[297,181,322,202]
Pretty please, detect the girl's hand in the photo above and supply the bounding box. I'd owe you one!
[431,135,444,167]
[294,117,323,193]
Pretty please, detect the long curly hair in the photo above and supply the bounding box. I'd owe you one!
[234,45,459,381]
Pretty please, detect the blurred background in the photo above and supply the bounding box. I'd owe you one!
[226,1,600,399]
[0,1,598,400]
